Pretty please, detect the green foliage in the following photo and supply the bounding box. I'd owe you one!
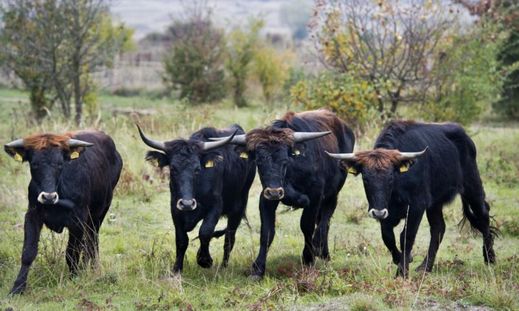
[494,29,519,119]
[225,19,263,107]
[0,0,134,123]
[311,0,454,117]
[290,73,377,131]
[162,12,226,104]
[253,46,292,106]
[423,23,506,124]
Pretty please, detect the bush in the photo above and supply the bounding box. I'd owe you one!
[162,6,226,104]
[225,19,263,107]
[422,22,506,124]
[290,73,377,131]
[253,47,292,106]
[494,30,519,119]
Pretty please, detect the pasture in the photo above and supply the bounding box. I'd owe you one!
[0,88,518,310]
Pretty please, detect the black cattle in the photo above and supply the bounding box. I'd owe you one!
[327,121,497,277]
[214,110,355,278]
[137,124,255,273]
[4,131,122,294]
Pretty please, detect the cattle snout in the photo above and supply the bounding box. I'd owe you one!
[176,198,197,211]
[37,192,59,205]
[263,187,285,200]
[368,208,388,220]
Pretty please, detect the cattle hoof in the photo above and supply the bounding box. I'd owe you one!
[248,274,263,282]
[395,265,408,278]
[415,262,431,273]
[197,256,213,268]
[9,284,26,295]
[483,247,496,265]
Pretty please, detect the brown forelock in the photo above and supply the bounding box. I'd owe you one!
[355,148,403,171]
[246,127,294,150]
[284,109,342,152]
[22,132,75,150]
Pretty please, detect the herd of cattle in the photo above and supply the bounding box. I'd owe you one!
[3,109,497,295]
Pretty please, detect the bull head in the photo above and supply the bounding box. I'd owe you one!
[326,147,428,220]
[136,124,237,211]
[4,136,93,205]
[136,124,237,152]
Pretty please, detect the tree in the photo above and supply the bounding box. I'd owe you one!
[253,46,291,107]
[454,0,519,119]
[162,0,226,103]
[0,0,131,124]
[424,22,506,124]
[225,19,263,107]
[0,0,60,120]
[310,0,455,117]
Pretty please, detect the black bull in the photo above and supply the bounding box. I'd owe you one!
[213,110,355,278]
[137,124,256,272]
[4,131,122,294]
[328,121,497,277]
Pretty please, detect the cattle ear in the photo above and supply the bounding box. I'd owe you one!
[67,147,88,161]
[145,151,168,168]
[4,146,26,162]
[340,160,361,176]
[398,159,415,173]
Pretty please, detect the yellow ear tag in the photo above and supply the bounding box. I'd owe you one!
[293,149,301,156]
[399,163,410,173]
[14,153,23,162]
[70,151,80,160]
[205,160,214,168]
[347,167,357,175]
[240,152,248,159]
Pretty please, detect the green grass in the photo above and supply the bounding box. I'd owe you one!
[0,89,518,310]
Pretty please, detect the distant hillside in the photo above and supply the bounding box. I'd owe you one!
[111,0,313,39]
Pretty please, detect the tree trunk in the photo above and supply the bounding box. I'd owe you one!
[30,86,48,122]
[73,52,82,125]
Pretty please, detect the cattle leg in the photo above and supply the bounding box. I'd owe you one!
[82,217,100,268]
[301,205,318,266]
[380,220,401,265]
[197,210,220,268]
[171,223,189,273]
[66,228,84,276]
[312,196,336,260]
[416,207,445,273]
[223,212,243,267]
[10,209,43,295]
[251,197,279,278]
[397,207,424,278]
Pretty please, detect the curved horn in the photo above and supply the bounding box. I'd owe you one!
[5,138,24,148]
[68,139,94,148]
[200,130,238,151]
[398,147,428,160]
[208,134,247,145]
[136,124,166,151]
[325,151,357,160]
[293,131,331,143]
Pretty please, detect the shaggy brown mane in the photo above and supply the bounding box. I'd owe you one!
[355,148,402,171]
[285,109,342,152]
[246,127,294,150]
[23,132,75,150]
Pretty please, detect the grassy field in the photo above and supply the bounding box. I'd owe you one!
[0,89,518,310]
